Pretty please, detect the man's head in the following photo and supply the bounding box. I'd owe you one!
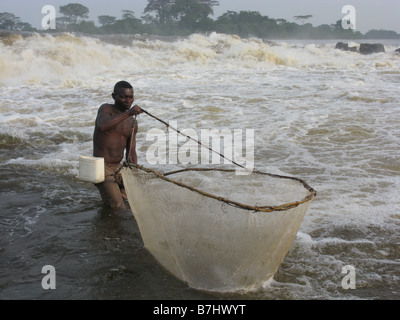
[112,81,134,110]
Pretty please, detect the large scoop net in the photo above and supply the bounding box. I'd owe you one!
[121,164,316,293]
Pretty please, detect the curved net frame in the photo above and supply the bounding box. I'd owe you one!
[121,164,316,293]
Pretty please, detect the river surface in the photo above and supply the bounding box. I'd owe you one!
[0,32,399,300]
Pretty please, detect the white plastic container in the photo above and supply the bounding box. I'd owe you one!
[79,156,105,183]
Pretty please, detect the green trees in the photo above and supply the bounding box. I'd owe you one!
[59,3,89,24]
[99,12,143,34]
[141,0,219,34]
[214,11,270,37]
[0,12,34,31]
[1,1,398,40]
[293,15,313,25]
[172,0,218,23]
[57,3,96,33]
[365,29,400,39]
[98,15,117,26]
[143,0,218,26]
[144,0,174,24]
[0,12,20,30]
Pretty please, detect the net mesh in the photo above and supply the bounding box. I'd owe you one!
[121,165,315,293]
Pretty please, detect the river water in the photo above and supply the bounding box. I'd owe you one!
[0,32,399,300]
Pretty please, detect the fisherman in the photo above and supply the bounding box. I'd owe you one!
[93,81,142,209]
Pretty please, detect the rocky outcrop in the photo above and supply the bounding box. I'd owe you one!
[395,48,400,53]
[335,42,358,52]
[359,43,385,55]
[335,42,385,55]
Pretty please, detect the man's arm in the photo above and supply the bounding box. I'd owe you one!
[126,123,138,164]
[96,104,134,132]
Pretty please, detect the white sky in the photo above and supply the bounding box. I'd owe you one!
[1,0,400,34]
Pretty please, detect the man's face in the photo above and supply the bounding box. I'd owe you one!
[113,88,134,110]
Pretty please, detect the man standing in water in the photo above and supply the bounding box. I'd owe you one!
[93,81,142,209]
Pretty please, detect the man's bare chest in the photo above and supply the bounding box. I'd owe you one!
[115,118,133,138]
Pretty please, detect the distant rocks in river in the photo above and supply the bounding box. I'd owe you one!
[395,48,400,54]
[359,43,385,55]
[335,42,386,55]
[335,42,359,52]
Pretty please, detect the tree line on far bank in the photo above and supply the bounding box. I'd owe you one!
[1,1,399,40]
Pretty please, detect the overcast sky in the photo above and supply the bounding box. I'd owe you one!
[2,0,399,34]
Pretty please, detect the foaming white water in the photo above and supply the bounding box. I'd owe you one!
[2,32,398,86]
[1,32,399,299]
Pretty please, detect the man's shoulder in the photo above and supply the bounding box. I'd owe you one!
[97,103,114,114]
[99,103,113,110]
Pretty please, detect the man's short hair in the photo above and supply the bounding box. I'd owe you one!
[114,81,133,93]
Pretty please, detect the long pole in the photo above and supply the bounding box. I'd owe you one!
[141,108,251,172]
